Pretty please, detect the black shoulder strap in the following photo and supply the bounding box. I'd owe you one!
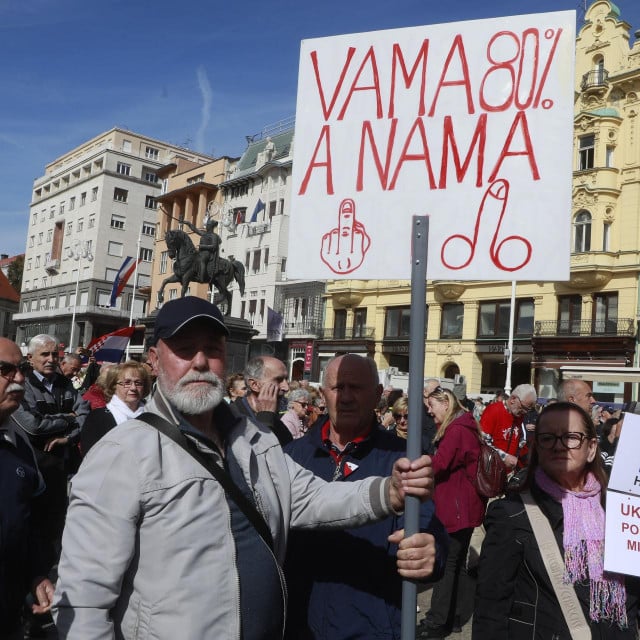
[138,412,273,550]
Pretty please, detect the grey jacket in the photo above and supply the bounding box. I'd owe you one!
[53,387,394,639]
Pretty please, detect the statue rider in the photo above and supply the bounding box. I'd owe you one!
[180,217,221,283]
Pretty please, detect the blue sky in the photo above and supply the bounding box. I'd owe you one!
[1,0,639,257]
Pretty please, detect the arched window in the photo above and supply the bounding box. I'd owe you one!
[574,211,591,252]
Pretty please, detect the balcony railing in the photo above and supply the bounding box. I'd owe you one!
[319,326,376,340]
[282,320,321,336]
[534,318,635,337]
[246,222,270,236]
[581,69,609,91]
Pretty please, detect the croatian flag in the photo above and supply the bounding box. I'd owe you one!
[87,326,136,363]
[110,256,140,307]
[249,199,265,223]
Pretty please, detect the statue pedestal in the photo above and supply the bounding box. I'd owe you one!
[139,312,256,373]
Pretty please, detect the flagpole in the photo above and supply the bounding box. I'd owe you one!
[125,230,142,360]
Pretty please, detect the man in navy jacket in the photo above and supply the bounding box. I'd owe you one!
[284,354,447,639]
[0,337,55,637]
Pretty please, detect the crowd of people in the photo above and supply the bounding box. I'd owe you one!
[1,295,637,639]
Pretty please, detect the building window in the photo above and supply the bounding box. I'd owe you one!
[440,302,464,338]
[35,255,41,268]
[579,135,595,170]
[59,202,65,215]
[142,222,156,237]
[248,299,257,324]
[88,216,95,229]
[558,295,582,335]
[268,201,277,220]
[91,187,98,201]
[263,247,269,271]
[160,250,168,274]
[593,292,618,334]
[606,146,614,168]
[114,188,128,203]
[139,247,153,262]
[29,235,34,247]
[573,210,591,252]
[240,301,246,319]
[252,249,261,274]
[384,306,411,338]
[143,171,158,183]
[145,146,159,160]
[603,223,611,251]
[69,197,75,211]
[97,290,112,307]
[281,257,286,273]
[80,192,86,206]
[353,308,367,337]
[27,259,32,270]
[245,251,251,270]
[259,299,266,324]
[32,213,37,225]
[117,162,131,176]
[145,195,157,209]
[334,309,347,339]
[108,241,124,257]
[478,299,534,338]
[279,198,285,215]
[46,229,52,242]
[77,219,84,232]
[111,215,125,230]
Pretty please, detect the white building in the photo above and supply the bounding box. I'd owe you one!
[15,127,214,350]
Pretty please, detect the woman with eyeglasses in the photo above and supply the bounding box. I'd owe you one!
[280,388,310,439]
[80,361,151,455]
[419,386,485,638]
[390,397,409,439]
[474,401,640,639]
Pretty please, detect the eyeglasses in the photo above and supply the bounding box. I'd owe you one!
[514,396,536,413]
[295,401,309,407]
[317,406,326,411]
[535,432,590,450]
[0,360,27,380]
[393,413,409,421]
[117,380,145,388]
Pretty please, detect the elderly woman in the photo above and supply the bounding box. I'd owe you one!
[474,401,639,639]
[80,361,151,455]
[280,388,310,439]
[420,386,485,638]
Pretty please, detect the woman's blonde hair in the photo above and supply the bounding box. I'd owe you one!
[427,386,479,442]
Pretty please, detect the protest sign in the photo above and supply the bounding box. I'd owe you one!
[289,11,575,281]
[605,413,640,576]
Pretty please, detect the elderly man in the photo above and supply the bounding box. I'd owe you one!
[53,297,433,639]
[480,383,537,470]
[20,334,90,571]
[230,354,293,445]
[0,338,55,638]
[557,378,597,415]
[284,354,447,640]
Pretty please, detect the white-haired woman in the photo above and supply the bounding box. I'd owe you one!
[281,388,310,439]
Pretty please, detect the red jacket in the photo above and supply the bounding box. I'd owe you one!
[432,410,486,533]
[480,401,528,465]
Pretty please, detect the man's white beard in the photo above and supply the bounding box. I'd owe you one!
[159,370,224,415]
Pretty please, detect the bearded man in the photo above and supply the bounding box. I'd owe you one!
[53,297,434,639]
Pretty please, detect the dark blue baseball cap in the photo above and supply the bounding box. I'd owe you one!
[153,296,229,344]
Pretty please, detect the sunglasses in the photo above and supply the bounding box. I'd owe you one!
[393,413,409,421]
[296,401,309,407]
[0,360,29,380]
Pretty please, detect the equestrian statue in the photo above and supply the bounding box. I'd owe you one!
[158,220,245,314]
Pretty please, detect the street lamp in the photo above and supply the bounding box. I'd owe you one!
[67,240,93,352]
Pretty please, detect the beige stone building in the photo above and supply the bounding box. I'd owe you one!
[150,155,238,309]
[318,1,640,402]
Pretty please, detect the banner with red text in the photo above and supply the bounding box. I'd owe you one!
[289,11,575,280]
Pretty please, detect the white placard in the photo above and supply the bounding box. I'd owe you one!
[604,491,640,576]
[604,413,640,576]
[289,11,576,280]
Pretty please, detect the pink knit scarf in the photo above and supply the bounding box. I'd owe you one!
[535,467,628,628]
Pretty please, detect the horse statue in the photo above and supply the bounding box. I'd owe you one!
[158,229,245,314]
